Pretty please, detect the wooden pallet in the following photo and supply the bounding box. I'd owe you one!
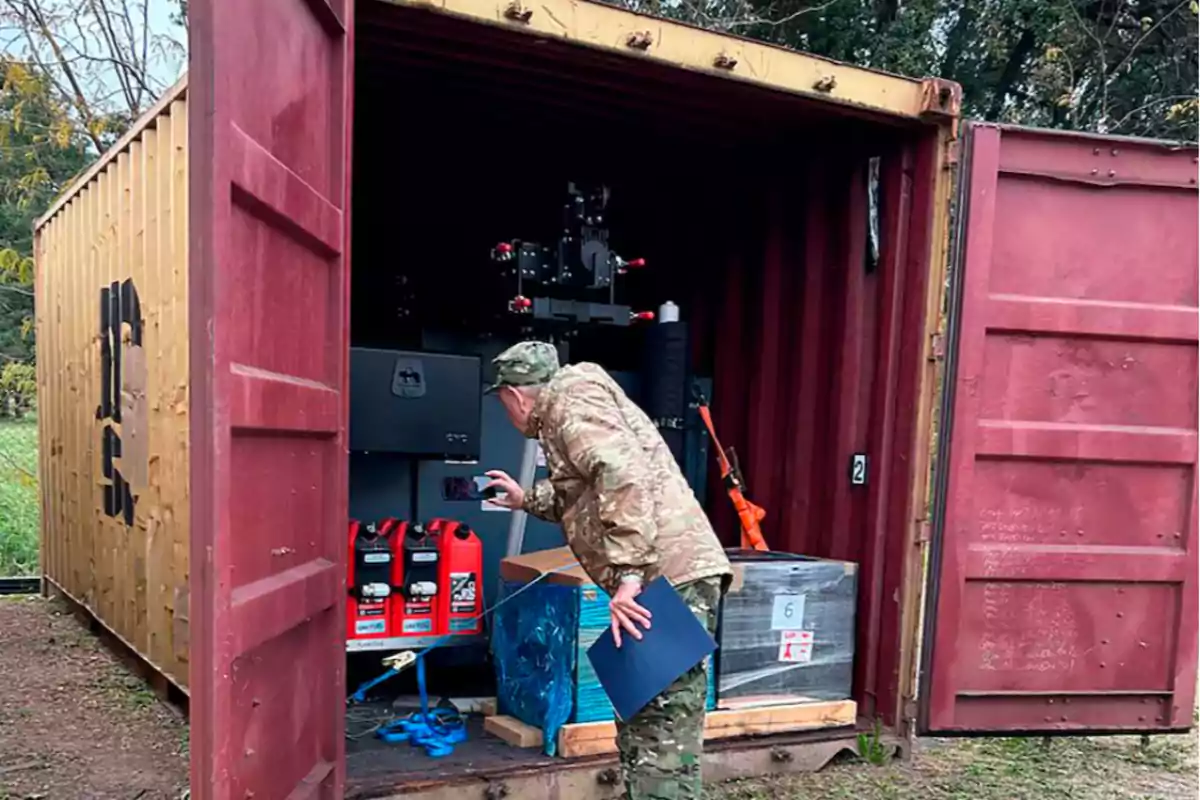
[556,699,856,758]
[484,715,544,749]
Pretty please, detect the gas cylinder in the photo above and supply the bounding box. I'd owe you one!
[429,519,484,635]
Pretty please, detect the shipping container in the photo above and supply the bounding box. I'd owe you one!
[32,0,1198,798]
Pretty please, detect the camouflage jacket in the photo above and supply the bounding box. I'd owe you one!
[521,363,732,595]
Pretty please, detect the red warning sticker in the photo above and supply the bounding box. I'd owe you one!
[778,630,814,663]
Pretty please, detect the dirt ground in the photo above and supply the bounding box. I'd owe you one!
[1,596,1195,800]
[0,596,188,800]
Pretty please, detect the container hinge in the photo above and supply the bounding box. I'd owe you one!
[919,78,963,125]
[928,332,945,362]
[902,697,918,724]
[916,519,932,544]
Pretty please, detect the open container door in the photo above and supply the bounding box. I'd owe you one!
[921,123,1199,735]
[188,0,353,796]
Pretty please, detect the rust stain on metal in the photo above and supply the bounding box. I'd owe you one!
[503,0,533,23]
[713,52,738,70]
[625,30,654,50]
[813,75,837,93]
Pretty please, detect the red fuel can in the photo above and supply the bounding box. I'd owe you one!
[346,518,403,642]
[392,522,441,637]
[430,518,484,635]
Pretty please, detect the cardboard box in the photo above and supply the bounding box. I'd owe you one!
[498,546,592,586]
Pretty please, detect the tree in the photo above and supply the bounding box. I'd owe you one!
[1026,0,1199,138]
[168,0,184,31]
[0,0,185,152]
[618,0,1198,140]
[0,359,35,415]
[0,58,92,364]
[0,2,184,364]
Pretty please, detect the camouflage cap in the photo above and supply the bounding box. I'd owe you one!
[486,341,560,393]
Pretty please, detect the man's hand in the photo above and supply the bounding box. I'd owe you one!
[610,578,652,648]
[483,470,525,510]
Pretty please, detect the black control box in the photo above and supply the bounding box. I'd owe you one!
[349,348,482,459]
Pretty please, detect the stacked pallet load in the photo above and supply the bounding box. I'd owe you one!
[484,547,857,758]
[487,547,716,756]
[717,550,859,709]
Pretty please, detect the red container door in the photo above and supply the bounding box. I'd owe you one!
[922,125,1198,734]
[188,1,353,797]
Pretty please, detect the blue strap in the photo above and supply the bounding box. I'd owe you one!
[375,656,468,757]
[417,651,430,718]
[349,667,399,705]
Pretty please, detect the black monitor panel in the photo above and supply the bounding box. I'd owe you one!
[349,348,482,460]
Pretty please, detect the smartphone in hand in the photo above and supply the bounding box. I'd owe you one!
[441,476,499,502]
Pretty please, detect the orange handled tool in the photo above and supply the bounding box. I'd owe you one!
[692,386,768,551]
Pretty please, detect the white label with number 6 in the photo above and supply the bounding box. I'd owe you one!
[770,594,806,631]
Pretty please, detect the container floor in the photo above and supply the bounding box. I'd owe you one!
[345,705,556,795]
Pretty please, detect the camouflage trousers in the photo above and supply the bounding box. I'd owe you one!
[616,577,722,800]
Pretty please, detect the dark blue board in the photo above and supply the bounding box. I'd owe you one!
[586,577,717,721]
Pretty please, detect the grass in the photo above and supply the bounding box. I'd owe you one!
[0,417,39,576]
[714,731,1199,800]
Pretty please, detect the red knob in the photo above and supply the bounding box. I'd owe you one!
[631,311,655,321]
[511,296,532,310]
[626,258,646,268]
[496,242,514,255]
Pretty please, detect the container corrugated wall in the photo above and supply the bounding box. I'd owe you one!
[34,80,191,691]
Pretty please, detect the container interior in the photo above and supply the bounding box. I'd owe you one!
[345,1,935,787]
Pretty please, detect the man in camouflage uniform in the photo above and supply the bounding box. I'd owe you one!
[484,341,732,799]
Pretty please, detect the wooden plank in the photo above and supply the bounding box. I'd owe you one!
[67,187,82,601]
[484,716,545,749]
[442,696,496,716]
[102,163,116,626]
[556,700,857,758]
[141,122,164,669]
[704,701,858,737]
[117,148,134,643]
[57,197,69,598]
[168,98,190,674]
[33,221,48,591]
[716,694,824,710]
[67,190,82,610]
[37,213,53,586]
